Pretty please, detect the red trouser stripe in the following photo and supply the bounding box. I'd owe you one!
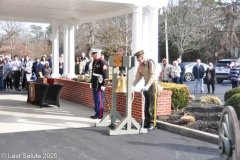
[99,89,102,118]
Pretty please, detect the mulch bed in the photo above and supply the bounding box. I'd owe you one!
[158,100,240,135]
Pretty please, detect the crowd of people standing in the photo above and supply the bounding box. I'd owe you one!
[159,58,218,94]
[159,58,186,84]
[0,51,96,91]
[0,54,53,91]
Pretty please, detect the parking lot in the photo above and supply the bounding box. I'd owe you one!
[183,80,233,103]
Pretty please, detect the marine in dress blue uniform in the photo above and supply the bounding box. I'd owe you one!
[90,49,109,119]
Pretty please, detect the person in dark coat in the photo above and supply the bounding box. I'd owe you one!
[177,58,186,84]
[205,63,215,94]
[32,58,45,79]
[192,59,205,93]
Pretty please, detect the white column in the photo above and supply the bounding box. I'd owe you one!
[132,5,143,55]
[147,8,153,59]
[67,25,75,78]
[62,25,69,78]
[142,8,149,59]
[148,6,159,65]
[132,5,144,91]
[51,24,60,78]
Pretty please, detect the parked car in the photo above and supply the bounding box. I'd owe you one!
[183,62,209,81]
[215,59,240,83]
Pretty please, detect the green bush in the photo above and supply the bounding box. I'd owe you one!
[224,87,240,102]
[159,82,190,110]
[225,93,240,117]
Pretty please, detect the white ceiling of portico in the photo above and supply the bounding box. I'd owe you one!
[0,0,165,25]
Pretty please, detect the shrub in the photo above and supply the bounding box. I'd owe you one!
[189,95,195,100]
[159,82,190,110]
[181,115,195,123]
[224,87,240,102]
[225,93,240,117]
[198,95,223,105]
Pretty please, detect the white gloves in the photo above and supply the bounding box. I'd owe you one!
[132,86,135,92]
[158,84,163,91]
[142,85,150,91]
[101,86,106,91]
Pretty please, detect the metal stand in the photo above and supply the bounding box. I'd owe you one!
[96,67,123,127]
[96,56,147,135]
[219,106,240,160]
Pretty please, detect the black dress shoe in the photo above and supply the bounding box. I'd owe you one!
[140,123,150,128]
[90,116,99,119]
[144,125,150,128]
[148,126,156,131]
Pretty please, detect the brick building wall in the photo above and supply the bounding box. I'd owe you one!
[53,78,172,122]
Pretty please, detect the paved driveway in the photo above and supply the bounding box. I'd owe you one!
[184,80,232,103]
[0,92,220,160]
[0,127,220,160]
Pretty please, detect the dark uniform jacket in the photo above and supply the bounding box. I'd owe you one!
[91,58,109,89]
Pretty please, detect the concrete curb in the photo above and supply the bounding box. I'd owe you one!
[156,121,218,144]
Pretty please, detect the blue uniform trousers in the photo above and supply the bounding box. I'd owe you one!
[92,89,104,118]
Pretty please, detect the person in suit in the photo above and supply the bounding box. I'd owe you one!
[32,58,45,79]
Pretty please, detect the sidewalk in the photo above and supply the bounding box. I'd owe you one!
[0,92,100,134]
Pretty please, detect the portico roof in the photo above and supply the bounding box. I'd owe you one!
[0,0,165,24]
